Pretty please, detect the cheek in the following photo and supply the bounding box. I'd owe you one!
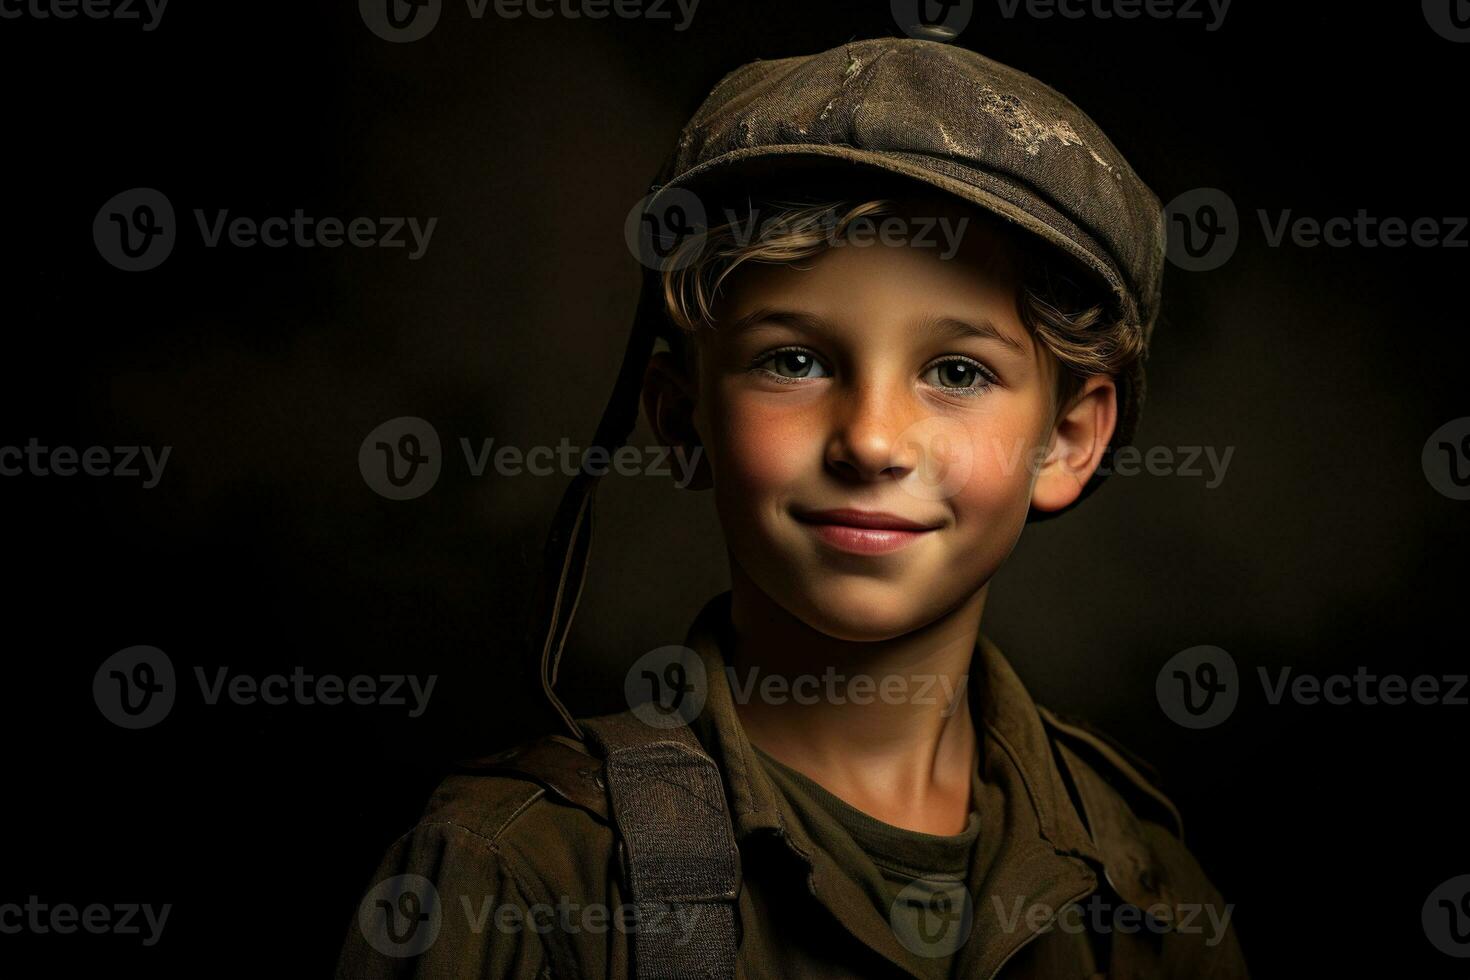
[707,390,818,496]
[933,406,1045,521]
[982,426,1039,485]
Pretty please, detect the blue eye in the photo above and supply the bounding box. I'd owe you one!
[923,357,995,395]
[754,348,830,381]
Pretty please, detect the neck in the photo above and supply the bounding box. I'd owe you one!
[724,563,985,834]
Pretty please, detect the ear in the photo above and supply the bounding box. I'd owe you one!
[1030,374,1117,513]
[641,349,712,491]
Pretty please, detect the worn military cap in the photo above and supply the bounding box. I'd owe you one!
[651,37,1165,475]
[533,39,1165,734]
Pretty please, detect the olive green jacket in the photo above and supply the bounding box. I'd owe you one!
[336,592,1249,979]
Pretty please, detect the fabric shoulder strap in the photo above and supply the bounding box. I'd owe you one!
[578,709,741,980]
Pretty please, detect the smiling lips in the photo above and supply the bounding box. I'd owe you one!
[793,507,943,556]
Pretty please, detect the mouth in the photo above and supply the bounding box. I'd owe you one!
[791,507,944,556]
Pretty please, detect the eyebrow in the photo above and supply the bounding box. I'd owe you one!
[920,314,1029,355]
[722,307,1028,355]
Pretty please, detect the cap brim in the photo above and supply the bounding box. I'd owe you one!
[651,144,1135,328]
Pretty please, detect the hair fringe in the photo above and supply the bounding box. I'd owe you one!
[660,196,1146,420]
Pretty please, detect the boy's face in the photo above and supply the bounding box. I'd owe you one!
[645,198,1116,641]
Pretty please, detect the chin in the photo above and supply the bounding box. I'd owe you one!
[782,574,959,643]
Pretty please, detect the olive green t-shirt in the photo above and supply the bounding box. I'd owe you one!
[750,743,982,978]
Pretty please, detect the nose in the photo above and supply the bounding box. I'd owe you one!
[823,378,921,482]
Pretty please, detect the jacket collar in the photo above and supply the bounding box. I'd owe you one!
[681,590,1106,978]
[683,590,1100,856]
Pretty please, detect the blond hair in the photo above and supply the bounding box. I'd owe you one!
[658,196,1146,421]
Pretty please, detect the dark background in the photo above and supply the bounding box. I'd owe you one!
[2,1,1466,975]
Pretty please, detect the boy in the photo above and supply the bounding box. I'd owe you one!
[338,38,1249,979]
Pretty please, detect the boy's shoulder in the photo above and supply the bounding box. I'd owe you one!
[1034,704,1234,923]
[444,733,612,826]
[377,732,624,925]
[418,733,614,854]
[1035,703,1185,837]
[339,738,621,979]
